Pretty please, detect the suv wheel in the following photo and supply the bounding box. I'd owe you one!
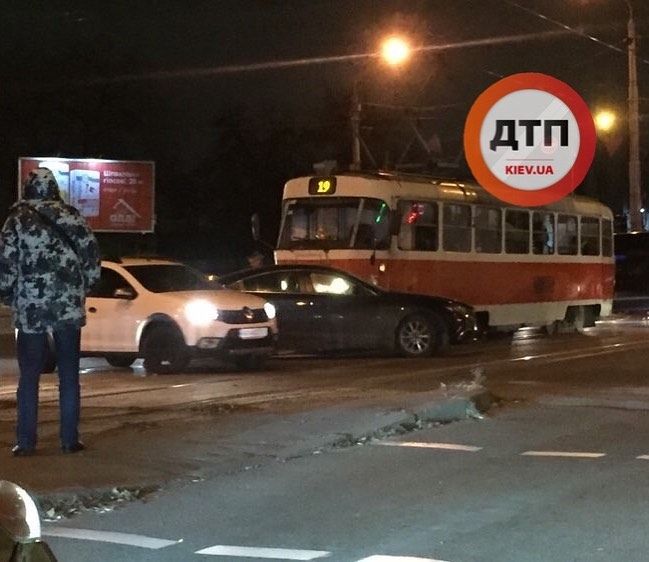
[142,324,190,374]
[105,354,137,369]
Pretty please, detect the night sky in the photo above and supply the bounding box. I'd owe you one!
[1,1,647,269]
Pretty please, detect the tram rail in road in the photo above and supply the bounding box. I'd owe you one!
[1,325,647,414]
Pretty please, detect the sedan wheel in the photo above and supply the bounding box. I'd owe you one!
[142,324,190,374]
[396,313,448,357]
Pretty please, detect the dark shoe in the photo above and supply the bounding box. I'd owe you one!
[61,442,85,454]
[11,445,34,457]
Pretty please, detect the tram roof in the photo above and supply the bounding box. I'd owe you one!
[284,171,613,218]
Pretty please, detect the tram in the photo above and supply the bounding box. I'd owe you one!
[274,172,615,330]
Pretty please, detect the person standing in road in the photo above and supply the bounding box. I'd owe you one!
[0,168,100,456]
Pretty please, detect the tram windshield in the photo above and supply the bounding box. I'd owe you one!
[278,197,391,250]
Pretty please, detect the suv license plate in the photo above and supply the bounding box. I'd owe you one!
[239,327,269,340]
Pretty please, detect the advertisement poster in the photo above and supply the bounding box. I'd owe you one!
[18,157,155,232]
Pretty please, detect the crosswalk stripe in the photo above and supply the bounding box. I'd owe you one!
[42,527,179,549]
[194,545,331,559]
[521,451,605,458]
[375,441,481,452]
[358,554,445,562]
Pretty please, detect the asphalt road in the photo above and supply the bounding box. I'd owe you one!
[44,403,649,562]
[3,318,649,561]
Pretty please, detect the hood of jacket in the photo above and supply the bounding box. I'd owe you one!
[22,168,61,202]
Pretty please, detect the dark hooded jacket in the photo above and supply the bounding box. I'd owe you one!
[0,168,101,333]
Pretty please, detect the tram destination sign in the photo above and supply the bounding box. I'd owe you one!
[18,157,155,232]
[308,176,337,195]
[463,73,596,207]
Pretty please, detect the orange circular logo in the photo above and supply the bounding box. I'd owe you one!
[464,73,596,206]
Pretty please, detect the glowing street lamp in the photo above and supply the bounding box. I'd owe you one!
[381,36,411,67]
[594,109,617,133]
[350,35,412,171]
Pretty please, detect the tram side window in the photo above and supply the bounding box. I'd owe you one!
[602,219,613,257]
[397,201,438,251]
[443,203,471,252]
[474,207,502,253]
[557,214,578,255]
[505,210,530,254]
[580,217,600,256]
[533,212,555,255]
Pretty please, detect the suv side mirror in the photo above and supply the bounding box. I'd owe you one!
[113,287,136,300]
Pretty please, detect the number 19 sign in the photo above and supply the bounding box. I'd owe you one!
[464,73,596,206]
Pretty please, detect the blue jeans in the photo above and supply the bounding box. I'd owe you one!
[16,326,81,449]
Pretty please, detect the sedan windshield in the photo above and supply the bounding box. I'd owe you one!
[125,264,214,292]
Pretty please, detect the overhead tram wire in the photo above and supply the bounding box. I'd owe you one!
[501,0,649,67]
[54,30,572,88]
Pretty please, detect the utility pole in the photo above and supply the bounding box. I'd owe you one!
[626,0,642,231]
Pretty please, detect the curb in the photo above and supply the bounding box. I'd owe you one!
[33,388,497,520]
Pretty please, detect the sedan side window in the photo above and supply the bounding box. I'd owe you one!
[88,267,134,299]
[308,273,355,295]
[241,272,302,293]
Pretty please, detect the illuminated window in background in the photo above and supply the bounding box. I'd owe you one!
[443,203,472,252]
[533,211,555,255]
[602,219,613,257]
[475,206,502,253]
[557,214,578,255]
[397,200,438,251]
[580,216,600,256]
[505,209,530,254]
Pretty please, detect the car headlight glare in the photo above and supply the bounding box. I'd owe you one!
[184,299,218,326]
[264,302,276,320]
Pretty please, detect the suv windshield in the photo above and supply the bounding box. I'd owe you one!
[278,197,390,250]
[125,264,214,292]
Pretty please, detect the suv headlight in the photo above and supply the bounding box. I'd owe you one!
[184,299,219,326]
[264,302,276,320]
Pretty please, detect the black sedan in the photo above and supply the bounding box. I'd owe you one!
[219,264,479,357]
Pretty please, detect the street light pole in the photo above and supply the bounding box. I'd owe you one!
[626,0,642,231]
[349,35,411,172]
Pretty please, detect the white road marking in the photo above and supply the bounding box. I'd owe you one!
[636,455,649,460]
[375,441,482,452]
[357,554,445,562]
[195,545,331,559]
[521,451,606,458]
[42,527,179,549]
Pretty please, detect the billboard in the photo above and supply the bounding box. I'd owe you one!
[18,157,155,232]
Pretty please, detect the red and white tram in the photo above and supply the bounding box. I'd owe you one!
[274,172,614,330]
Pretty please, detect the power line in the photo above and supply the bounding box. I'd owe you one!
[501,0,649,66]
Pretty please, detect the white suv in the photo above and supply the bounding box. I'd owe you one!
[80,258,278,372]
